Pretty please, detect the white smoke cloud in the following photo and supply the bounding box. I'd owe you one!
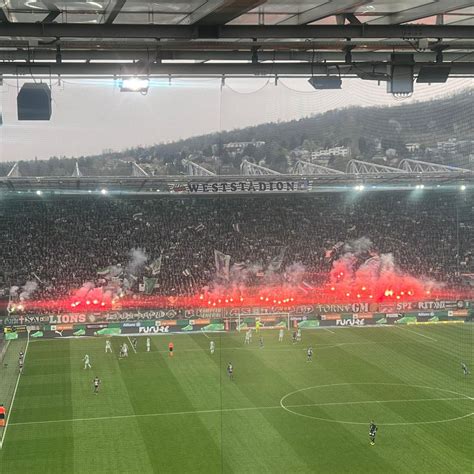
[126,248,148,275]
[19,280,38,301]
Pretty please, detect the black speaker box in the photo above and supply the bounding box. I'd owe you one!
[17,83,52,121]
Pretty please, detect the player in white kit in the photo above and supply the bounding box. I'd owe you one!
[210,340,215,354]
[83,354,92,369]
[105,340,112,353]
[278,328,284,342]
[146,337,151,352]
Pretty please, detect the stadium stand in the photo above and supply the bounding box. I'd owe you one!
[0,191,471,302]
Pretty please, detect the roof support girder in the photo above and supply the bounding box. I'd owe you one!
[294,160,345,175]
[1,61,473,76]
[186,0,266,25]
[131,162,149,177]
[279,1,370,25]
[241,159,280,175]
[0,24,472,39]
[105,0,127,25]
[369,0,474,25]
[1,50,471,62]
[347,160,403,174]
[399,159,471,173]
[183,160,216,176]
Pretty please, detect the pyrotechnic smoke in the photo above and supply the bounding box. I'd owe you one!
[331,237,437,300]
[343,236,372,255]
[126,248,148,275]
[70,248,147,308]
[19,281,38,301]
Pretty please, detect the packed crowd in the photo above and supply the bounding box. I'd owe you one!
[0,191,472,300]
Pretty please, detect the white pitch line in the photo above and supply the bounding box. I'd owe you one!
[8,396,472,428]
[127,336,137,354]
[399,327,438,342]
[324,328,335,334]
[287,397,468,409]
[0,333,30,450]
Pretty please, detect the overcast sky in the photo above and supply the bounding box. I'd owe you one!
[0,77,472,163]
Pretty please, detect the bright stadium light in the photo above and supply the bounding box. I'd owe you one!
[36,190,43,195]
[100,188,108,195]
[120,77,149,93]
[460,185,466,191]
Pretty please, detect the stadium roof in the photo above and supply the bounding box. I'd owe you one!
[0,1,473,77]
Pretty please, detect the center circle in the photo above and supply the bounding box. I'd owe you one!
[280,383,473,426]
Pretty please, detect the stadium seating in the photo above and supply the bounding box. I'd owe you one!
[0,191,471,300]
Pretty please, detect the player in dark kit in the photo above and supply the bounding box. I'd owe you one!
[461,362,470,376]
[93,377,101,394]
[227,362,234,380]
[369,421,378,445]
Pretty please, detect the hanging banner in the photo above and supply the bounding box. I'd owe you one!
[169,180,308,194]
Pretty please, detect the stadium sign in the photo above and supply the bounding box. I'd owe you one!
[316,303,370,314]
[335,316,365,326]
[175,180,308,194]
[138,325,169,334]
[380,300,469,312]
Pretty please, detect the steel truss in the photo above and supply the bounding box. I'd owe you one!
[71,162,83,178]
[399,159,471,173]
[241,159,280,175]
[347,159,403,174]
[183,160,216,176]
[294,160,345,175]
[131,162,149,177]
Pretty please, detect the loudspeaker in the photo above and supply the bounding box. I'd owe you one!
[17,83,52,120]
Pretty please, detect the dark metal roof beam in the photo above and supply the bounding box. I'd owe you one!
[105,0,127,25]
[279,1,370,25]
[41,1,60,24]
[345,13,361,25]
[196,0,266,25]
[0,8,9,23]
[1,61,472,76]
[0,24,472,39]
[369,0,474,25]
[2,50,470,62]
[42,10,61,23]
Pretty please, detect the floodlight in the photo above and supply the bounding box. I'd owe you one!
[387,54,414,95]
[120,77,149,92]
[308,76,342,90]
[417,66,451,83]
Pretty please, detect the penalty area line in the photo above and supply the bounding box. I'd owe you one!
[398,327,438,342]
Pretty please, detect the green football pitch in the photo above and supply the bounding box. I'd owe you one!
[0,325,472,473]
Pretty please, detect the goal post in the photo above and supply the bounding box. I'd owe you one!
[236,312,290,332]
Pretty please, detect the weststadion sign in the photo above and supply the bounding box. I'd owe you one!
[170,180,309,194]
